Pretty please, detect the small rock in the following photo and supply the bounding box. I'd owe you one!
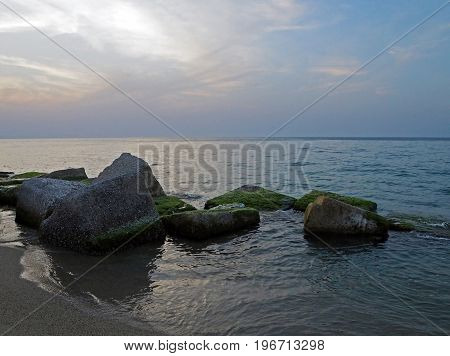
[163,208,260,240]
[42,168,88,181]
[304,196,388,241]
[294,190,377,212]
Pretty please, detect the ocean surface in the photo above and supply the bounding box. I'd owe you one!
[0,138,449,335]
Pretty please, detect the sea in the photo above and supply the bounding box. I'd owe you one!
[0,137,449,335]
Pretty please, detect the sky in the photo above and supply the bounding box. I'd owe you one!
[0,0,449,138]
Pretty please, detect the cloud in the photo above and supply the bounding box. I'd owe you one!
[0,0,309,103]
[388,23,450,63]
[0,55,102,104]
[310,65,357,77]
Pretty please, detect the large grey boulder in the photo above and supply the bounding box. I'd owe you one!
[16,178,85,228]
[96,153,165,197]
[42,168,88,181]
[162,208,260,240]
[304,196,388,241]
[40,174,166,254]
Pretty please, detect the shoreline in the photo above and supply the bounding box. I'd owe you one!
[0,245,162,336]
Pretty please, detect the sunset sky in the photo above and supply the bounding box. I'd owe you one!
[0,0,449,138]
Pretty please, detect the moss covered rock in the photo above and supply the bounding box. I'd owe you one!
[205,185,296,211]
[154,195,196,216]
[304,196,388,241]
[42,168,88,181]
[386,218,415,232]
[162,208,260,240]
[0,179,27,187]
[11,172,45,179]
[90,217,166,252]
[0,172,45,187]
[40,173,165,254]
[294,190,377,212]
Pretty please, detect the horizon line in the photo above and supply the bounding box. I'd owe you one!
[0,136,449,141]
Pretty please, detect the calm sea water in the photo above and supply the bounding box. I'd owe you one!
[0,138,449,335]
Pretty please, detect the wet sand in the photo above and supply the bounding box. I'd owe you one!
[0,246,161,336]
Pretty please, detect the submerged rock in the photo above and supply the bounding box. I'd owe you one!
[0,185,20,206]
[16,178,85,228]
[96,153,165,197]
[304,196,388,241]
[40,174,165,254]
[42,168,88,181]
[205,185,295,211]
[294,190,377,212]
[387,218,415,232]
[162,208,260,240]
[153,195,196,216]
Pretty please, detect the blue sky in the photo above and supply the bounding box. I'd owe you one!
[0,0,449,138]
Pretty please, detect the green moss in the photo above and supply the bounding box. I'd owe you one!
[162,208,260,240]
[80,178,95,185]
[294,190,377,212]
[365,211,390,229]
[205,186,296,211]
[11,172,45,179]
[91,217,164,251]
[0,179,25,186]
[386,218,415,232]
[154,195,196,216]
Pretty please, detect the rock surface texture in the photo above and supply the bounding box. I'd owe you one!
[42,168,88,181]
[163,208,260,240]
[0,185,20,206]
[96,153,165,197]
[295,190,377,212]
[304,196,388,241]
[40,173,165,254]
[205,185,295,211]
[16,178,85,228]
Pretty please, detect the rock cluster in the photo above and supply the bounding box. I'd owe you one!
[3,154,262,254]
[304,196,388,242]
[2,153,419,254]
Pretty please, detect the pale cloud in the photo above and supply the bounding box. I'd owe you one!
[388,24,450,63]
[310,65,357,77]
[374,86,392,96]
[0,0,309,103]
[265,23,319,32]
[0,55,103,104]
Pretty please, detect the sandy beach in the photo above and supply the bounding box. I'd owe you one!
[0,245,161,336]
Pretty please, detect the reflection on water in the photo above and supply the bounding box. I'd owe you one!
[14,211,450,335]
[0,138,449,335]
[0,208,37,244]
